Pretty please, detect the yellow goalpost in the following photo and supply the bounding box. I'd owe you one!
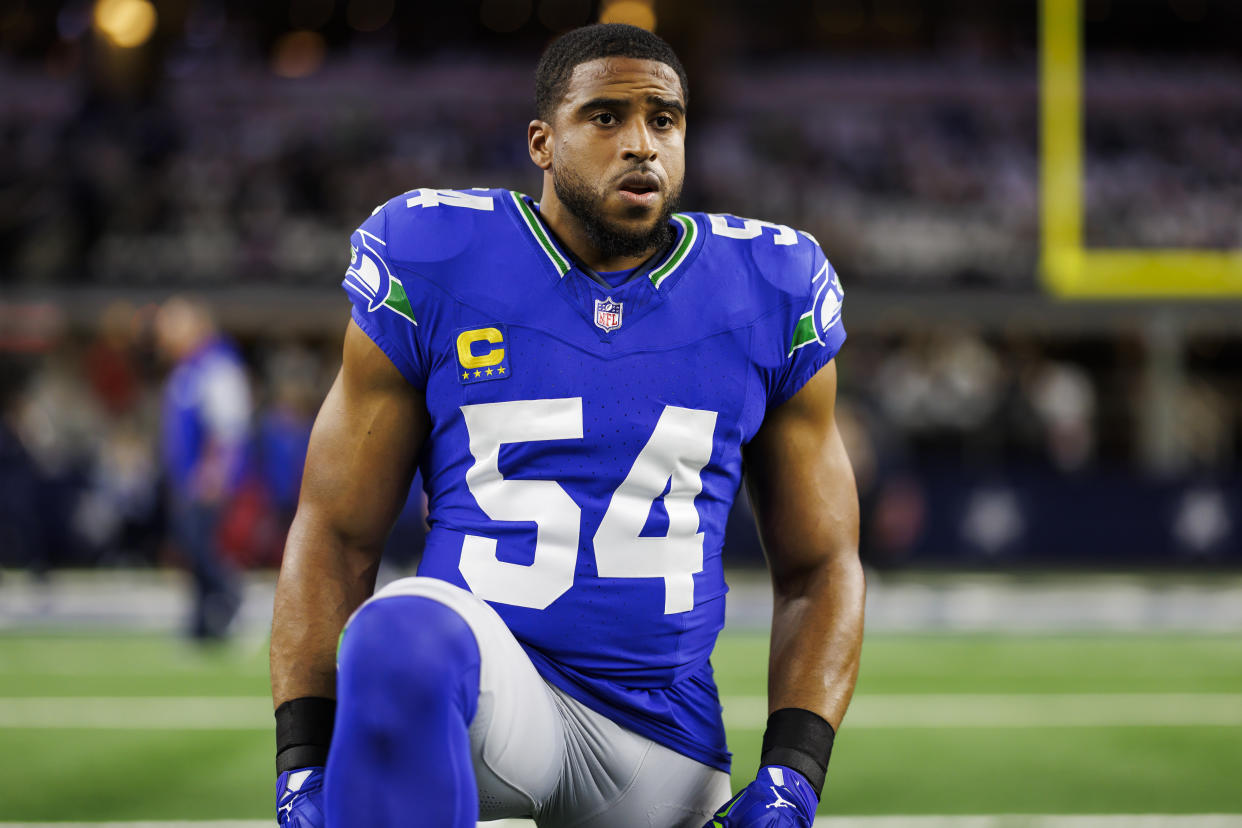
[1039,0,1242,298]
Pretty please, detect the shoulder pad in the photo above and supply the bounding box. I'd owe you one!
[694,212,825,299]
[369,188,510,267]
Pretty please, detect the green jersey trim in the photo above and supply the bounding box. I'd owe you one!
[510,191,572,277]
[649,213,698,288]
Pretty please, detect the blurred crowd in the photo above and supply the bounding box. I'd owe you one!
[2,297,1237,590]
[1,4,1239,586]
[1082,62,1242,250]
[833,329,1240,567]
[0,299,330,581]
[1,54,1239,290]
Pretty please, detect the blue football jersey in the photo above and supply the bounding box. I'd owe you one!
[341,187,846,772]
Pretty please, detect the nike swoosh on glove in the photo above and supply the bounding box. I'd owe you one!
[703,765,818,827]
[277,766,325,828]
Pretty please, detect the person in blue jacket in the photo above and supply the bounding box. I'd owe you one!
[156,296,251,640]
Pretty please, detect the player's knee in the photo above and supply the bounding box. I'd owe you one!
[338,596,480,721]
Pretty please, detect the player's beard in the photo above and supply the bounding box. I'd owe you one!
[553,163,681,262]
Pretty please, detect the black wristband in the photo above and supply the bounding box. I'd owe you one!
[275,696,336,773]
[759,707,836,799]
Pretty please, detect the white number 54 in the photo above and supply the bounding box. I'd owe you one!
[458,399,717,614]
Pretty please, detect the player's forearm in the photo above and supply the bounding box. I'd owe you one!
[767,549,865,730]
[270,509,383,707]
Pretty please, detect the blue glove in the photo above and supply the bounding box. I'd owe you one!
[277,766,325,828]
[704,765,818,827]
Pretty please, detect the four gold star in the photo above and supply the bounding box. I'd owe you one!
[464,366,508,380]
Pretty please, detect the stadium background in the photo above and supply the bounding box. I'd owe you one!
[0,0,1239,825]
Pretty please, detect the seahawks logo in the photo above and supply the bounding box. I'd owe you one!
[345,230,394,313]
[344,229,417,326]
[789,261,844,355]
[813,263,844,340]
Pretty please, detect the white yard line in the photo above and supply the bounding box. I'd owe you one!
[2,817,1241,828]
[2,694,1241,730]
[0,697,272,730]
[724,693,1242,729]
[7,569,1242,633]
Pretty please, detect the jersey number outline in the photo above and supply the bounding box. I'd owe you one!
[708,213,798,246]
[459,399,717,614]
[404,188,495,211]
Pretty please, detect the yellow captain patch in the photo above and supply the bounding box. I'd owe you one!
[455,326,511,384]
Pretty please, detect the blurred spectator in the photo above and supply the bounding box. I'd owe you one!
[255,345,318,520]
[155,297,251,640]
[216,344,319,569]
[5,343,99,571]
[76,416,162,565]
[1025,359,1096,472]
[84,302,144,416]
[0,364,49,573]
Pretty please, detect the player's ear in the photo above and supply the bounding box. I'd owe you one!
[528,120,553,171]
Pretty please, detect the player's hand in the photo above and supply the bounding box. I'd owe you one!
[703,766,818,827]
[276,766,325,828]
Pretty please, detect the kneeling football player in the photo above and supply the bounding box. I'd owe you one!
[271,22,863,828]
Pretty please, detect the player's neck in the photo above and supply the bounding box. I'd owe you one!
[536,189,662,273]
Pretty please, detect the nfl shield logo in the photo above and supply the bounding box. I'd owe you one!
[594,296,623,332]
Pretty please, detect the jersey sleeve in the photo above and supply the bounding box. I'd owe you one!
[341,203,430,389]
[764,243,847,408]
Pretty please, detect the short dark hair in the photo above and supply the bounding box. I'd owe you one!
[535,23,688,122]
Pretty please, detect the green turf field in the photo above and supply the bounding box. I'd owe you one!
[1,631,1240,821]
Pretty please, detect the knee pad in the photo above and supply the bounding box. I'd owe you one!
[338,595,481,723]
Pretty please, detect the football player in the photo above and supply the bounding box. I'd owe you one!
[271,22,863,828]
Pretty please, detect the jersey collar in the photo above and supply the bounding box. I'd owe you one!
[509,191,572,277]
[647,213,698,289]
[508,191,699,291]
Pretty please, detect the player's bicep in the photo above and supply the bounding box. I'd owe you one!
[743,360,859,585]
[296,319,428,551]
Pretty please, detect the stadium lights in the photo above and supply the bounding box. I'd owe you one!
[272,30,326,78]
[93,0,157,49]
[599,0,656,31]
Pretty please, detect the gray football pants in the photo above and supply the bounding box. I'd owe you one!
[365,577,732,828]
